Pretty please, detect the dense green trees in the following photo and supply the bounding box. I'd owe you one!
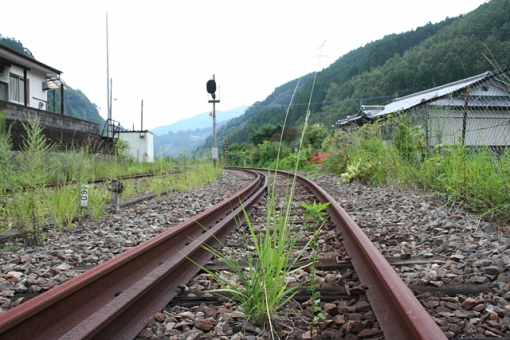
[46,86,105,126]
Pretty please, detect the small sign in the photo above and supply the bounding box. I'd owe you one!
[80,184,89,208]
[212,147,218,159]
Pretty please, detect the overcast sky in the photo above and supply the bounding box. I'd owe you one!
[1,0,488,131]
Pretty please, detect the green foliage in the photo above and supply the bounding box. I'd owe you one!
[192,204,311,329]
[278,149,309,170]
[114,139,131,158]
[249,123,283,146]
[44,85,105,127]
[338,114,510,215]
[392,114,426,164]
[87,185,109,222]
[251,141,290,168]
[0,111,14,195]
[322,130,351,174]
[50,185,79,230]
[302,124,330,151]
[17,118,56,244]
[226,142,252,166]
[339,159,378,184]
[0,242,23,253]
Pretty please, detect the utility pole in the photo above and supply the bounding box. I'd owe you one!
[206,75,220,166]
[106,13,111,137]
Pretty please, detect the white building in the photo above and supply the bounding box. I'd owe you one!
[118,131,154,162]
[0,44,64,111]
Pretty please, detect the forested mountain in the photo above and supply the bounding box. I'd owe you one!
[154,121,231,158]
[153,107,247,157]
[0,35,105,127]
[196,0,510,156]
[152,106,247,135]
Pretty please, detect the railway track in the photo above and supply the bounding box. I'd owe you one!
[0,168,457,339]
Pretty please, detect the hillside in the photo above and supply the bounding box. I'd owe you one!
[292,0,510,127]
[154,121,231,158]
[153,106,248,157]
[196,0,510,155]
[152,106,247,135]
[0,35,105,127]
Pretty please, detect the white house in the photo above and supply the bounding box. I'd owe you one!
[0,44,64,112]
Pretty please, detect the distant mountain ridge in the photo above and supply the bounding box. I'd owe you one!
[152,106,248,157]
[152,106,248,135]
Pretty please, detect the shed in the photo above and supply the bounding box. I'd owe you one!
[337,70,510,147]
[118,130,154,162]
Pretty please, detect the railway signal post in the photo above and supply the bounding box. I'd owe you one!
[206,75,220,166]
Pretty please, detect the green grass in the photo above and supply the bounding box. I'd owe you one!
[0,116,225,235]
[325,116,510,217]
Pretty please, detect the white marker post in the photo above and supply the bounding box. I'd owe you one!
[80,184,89,208]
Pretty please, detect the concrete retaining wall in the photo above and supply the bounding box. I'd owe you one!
[1,101,113,153]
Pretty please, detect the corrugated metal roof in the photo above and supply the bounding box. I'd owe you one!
[337,105,384,126]
[371,71,493,118]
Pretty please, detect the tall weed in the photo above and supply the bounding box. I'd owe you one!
[191,43,328,335]
[17,118,56,244]
[50,185,79,230]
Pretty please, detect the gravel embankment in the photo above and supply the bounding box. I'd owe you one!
[312,174,510,339]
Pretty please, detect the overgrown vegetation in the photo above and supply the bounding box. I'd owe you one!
[0,117,223,244]
[322,113,510,217]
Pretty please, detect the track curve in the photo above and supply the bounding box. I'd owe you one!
[0,168,448,339]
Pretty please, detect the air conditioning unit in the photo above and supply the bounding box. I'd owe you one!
[38,102,44,109]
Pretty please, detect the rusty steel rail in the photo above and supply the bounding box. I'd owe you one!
[294,172,447,340]
[0,169,267,340]
[9,168,180,193]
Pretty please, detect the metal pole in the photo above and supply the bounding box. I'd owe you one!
[109,78,113,125]
[462,89,469,145]
[141,99,143,131]
[106,13,110,135]
[207,75,220,166]
[213,75,216,167]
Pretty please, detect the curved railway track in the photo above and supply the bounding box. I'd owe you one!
[0,168,446,339]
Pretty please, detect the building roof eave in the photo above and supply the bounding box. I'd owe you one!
[0,44,62,75]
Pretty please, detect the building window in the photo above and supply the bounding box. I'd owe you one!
[9,74,25,103]
[0,81,7,101]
